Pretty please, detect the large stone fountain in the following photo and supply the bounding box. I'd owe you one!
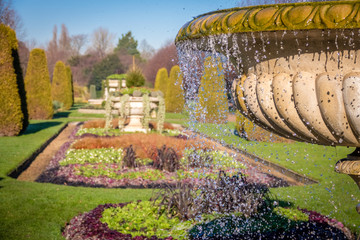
[175,0,360,213]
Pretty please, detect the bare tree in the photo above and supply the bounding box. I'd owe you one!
[90,27,115,58]
[70,34,87,56]
[18,40,29,75]
[0,0,25,40]
[46,24,77,76]
[25,38,38,50]
[143,41,178,85]
[59,24,71,54]
[139,39,155,60]
[46,25,59,77]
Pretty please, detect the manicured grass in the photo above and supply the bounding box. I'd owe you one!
[165,112,189,125]
[0,118,152,240]
[54,110,105,119]
[165,112,188,119]
[54,104,105,119]
[188,122,360,233]
[0,179,152,239]
[0,120,67,177]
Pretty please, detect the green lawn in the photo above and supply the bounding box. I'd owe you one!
[187,121,360,233]
[53,104,105,119]
[0,111,152,240]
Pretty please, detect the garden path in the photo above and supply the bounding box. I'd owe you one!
[17,122,78,182]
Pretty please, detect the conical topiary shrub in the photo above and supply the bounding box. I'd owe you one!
[24,48,53,119]
[154,67,168,97]
[65,65,74,108]
[165,65,184,113]
[0,24,28,136]
[51,61,72,110]
[195,56,228,123]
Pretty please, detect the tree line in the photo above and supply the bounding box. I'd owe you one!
[19,23,178,92]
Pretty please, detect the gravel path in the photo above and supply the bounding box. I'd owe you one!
[17,122,79,181]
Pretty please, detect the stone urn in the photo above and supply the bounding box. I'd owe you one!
[112,92,160,133]
[175,0,360,213]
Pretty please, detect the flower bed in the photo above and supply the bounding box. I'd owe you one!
[63,198,353,239]
[62,202,174,240]
[37,119,290,188]
[57,126,353,239]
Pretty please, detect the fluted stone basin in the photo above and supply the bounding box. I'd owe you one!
[175,0,360,213]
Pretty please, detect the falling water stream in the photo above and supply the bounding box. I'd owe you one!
[174,0,360,238]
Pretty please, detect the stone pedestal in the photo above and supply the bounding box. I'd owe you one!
[335,148,360,214]
[124,97,147,133]
[112,96,160,133]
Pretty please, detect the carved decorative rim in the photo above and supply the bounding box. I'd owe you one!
[175,1,360,42]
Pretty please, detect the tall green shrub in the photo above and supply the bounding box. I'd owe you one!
[165,65,184,113]
[51,61,72,110]
[154,68,168,97]
[195,56,228,123]
[24,48,53,119]
[0,24,28,136]
[65,65,74,108]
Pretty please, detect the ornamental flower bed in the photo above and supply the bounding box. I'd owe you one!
[63,175,353,240]
[56,122,353,240]
[37,123,288,188]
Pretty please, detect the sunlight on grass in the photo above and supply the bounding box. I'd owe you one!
[188,122,360,232]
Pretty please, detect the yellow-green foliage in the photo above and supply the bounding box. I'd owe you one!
[154,67,168,97]
[165,65,184,113]
[65,65,74,108]
[0,24,28,136]
[51,61,72,110]
[73,83,89,103]
[235,110,289,142]
[24,48,53,119]
[195,57,228,123]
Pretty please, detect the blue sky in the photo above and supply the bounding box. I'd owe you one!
[13,0,241,50]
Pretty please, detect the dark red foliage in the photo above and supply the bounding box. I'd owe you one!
[300,208,353,239]
[63,202,175,240]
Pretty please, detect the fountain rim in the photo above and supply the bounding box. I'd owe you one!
[175,0,360,43]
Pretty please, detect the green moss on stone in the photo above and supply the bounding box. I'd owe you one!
[176,1,360,42]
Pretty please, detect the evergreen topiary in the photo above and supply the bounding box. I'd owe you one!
[24,48,53,119]
[0,24,28,136]
[126,68,145,87]
[195,56,228,123]
[154,67,168,97]
[51,61,72,110]
[66,65,74,108]
[89,85,97,99]
[165,65,184,113]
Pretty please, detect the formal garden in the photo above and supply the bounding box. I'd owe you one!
[1,1,360,239]
[1,101,359,239]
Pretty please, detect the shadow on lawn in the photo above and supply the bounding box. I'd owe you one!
[24,121,63,135]
[53,111,71,119]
